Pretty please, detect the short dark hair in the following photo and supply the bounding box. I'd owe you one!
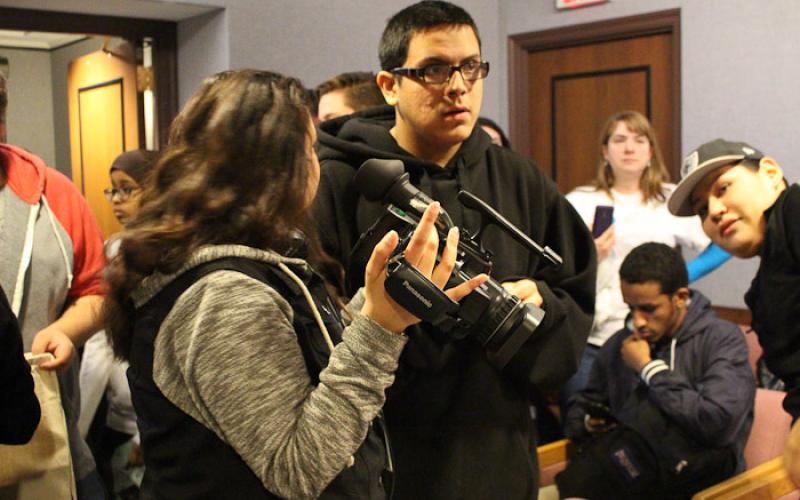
[315,72,384,111]
[619,242,688,295]
[379,0,481,71]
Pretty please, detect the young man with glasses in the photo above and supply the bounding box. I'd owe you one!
[314,1,596,498]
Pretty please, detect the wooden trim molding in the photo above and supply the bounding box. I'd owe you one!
[0,6,178,149]
[508,9,681,170]
[712,306,752,326]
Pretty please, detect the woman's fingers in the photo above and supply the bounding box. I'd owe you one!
[404,203,440,267]
[32,330,75,372]
[416,230,439,277]
[445,274,488,302]
[39,342,73,371]
[597,225,615,246]
[432,227,459,287]
[364,230,399,285]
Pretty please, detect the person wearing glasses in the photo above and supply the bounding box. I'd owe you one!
[0,71,107,498]
[80,149,157,498]
[313,1,596,498]
[103,150,157,229]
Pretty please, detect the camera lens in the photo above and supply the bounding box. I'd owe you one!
[461,281,545,368]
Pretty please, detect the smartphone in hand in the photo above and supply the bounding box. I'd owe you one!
[592,205,614,238]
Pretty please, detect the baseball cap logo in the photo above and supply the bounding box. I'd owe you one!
[682,151,699,179]
[742,146,755,156]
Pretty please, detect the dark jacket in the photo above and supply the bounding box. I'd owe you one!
[314,106,596,499]
[564,291,755,473]
[0,286,40,445]
[745,184,800,418]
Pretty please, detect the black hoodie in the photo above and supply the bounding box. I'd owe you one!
[314,106,596,499]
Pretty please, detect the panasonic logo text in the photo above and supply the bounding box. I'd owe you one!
[402,280,433,309]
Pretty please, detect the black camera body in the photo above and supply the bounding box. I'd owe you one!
[350,159,562,369]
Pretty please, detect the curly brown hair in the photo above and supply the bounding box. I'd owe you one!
[106,69,332,359]
[593,110,670,203]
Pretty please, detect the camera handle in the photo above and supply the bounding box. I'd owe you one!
[457,191,563,268]
[384,254,460,326]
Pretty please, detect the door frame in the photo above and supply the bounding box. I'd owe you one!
[0,6,178,148]
[508,9,681,178]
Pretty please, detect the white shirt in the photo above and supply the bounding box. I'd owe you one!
[566,184,709,346]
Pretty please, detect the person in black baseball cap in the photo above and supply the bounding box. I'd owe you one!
[669,137,800,486]
[668,138,788,258]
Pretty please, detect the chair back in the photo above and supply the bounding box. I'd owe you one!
[746,388,792,469]
[739,324,763,379]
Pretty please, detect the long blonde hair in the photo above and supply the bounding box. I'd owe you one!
[593,110,670,202]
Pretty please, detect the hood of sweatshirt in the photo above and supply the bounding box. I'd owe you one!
[669,290,715,346]
[131,244,311,308]
[316,105,492,179]
[0,144,47,205]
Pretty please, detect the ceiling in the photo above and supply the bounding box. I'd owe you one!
[0,29,88,49]
[0,0,219,22]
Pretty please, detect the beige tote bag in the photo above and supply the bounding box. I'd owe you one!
[0,353,76,500]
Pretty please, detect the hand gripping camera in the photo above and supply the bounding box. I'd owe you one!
[351,159,563,369]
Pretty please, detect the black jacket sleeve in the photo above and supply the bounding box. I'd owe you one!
[501,160,597,393]
[0,286,41,444]
[779,186,800,418]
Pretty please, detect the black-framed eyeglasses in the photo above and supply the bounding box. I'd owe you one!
[103,187,139,202]
[391,60,489,84]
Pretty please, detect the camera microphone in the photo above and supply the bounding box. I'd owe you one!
[355,159,437,218]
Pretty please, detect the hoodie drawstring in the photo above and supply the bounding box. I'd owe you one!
[277,262,335,353]
[11,203,40,317]
[42,195,74,291]
[11,196,74,318]
[670,337,677,371]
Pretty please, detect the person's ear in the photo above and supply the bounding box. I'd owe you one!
[758,157,786,191]
[376,71,399,106]
[673,287,690,308]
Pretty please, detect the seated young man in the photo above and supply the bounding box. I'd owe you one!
[667,138,800,483]
[558,242,755,500]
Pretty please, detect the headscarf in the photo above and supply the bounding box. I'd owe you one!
[109,149,158,186]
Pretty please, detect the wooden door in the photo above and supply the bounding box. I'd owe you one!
[68,45,139,239]
[509,10,680,194]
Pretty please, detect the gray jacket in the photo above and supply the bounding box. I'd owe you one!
[131,244,407,498]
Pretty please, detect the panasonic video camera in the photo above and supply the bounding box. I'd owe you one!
[350,159,563,368]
